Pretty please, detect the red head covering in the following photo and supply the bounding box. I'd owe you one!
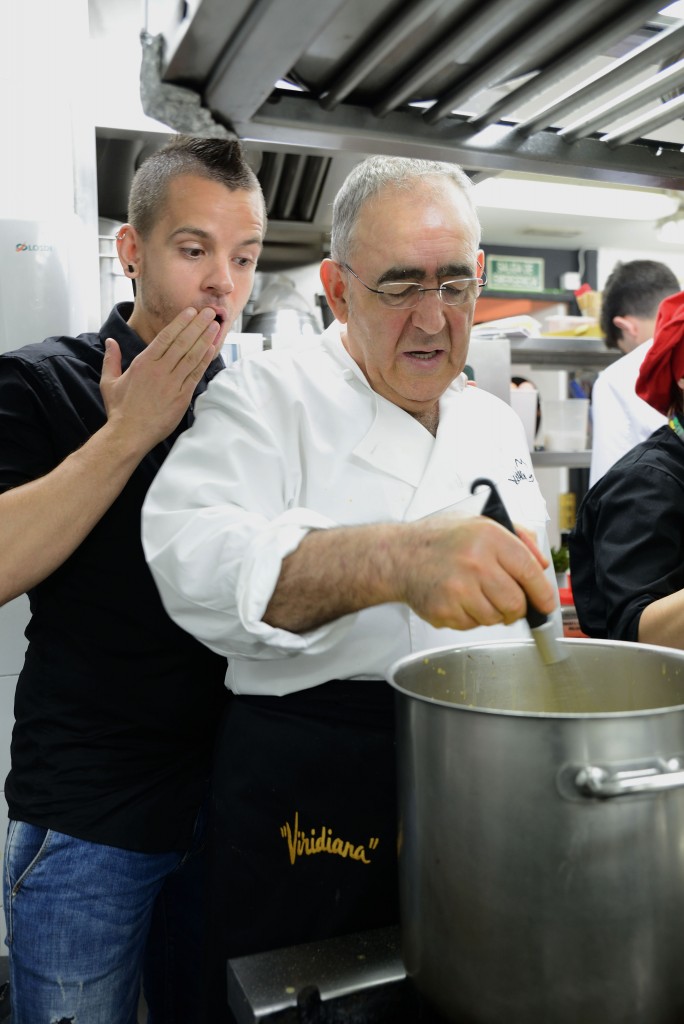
[636,290,684,415]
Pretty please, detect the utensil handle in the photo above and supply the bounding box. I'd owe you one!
[470,477,547,629]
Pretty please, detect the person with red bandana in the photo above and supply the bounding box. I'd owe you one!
[571,289,684,647]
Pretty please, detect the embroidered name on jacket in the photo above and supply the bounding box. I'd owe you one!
[280,810,379,865]
[508,457,535,486]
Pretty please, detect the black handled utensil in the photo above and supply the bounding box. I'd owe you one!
[471,477,567,666]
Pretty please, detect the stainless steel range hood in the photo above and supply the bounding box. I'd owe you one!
[102,0,684,267]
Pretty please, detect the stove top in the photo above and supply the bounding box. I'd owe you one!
[226,926,450,1023]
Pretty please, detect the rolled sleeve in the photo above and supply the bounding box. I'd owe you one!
[141,362,358,660]
[235,511,357,652]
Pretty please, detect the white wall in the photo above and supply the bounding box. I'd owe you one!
[597,248,684,288]
[0,0,100,356]
[0,0,98,951]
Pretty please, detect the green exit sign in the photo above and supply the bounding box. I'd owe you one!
[486,255,545,292]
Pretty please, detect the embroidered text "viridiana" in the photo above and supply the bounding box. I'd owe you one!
[280,811,379,866]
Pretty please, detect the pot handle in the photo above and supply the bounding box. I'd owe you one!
[572,757,684,798]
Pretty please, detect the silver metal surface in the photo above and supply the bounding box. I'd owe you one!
[204,0,344,125]
[470,4,684,132]
[143,0,684,234]
[531,450,591,468]
[510,337,620,372]
[373,0,548,119]
[423,0,626,126]
[226,926,405,1023]
[516,17,684,135]
[529,617,566,665]
[603,91,684,147]
[574,756,684,797]
[237,93,684,189]
[387,638,684,1024]
[559,57,684,143]
[320,0,446,111]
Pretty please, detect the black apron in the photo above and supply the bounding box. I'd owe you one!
[208,679,400,963]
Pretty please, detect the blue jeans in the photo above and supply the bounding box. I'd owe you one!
[3,813,209,1024]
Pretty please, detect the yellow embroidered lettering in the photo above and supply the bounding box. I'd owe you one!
[278,813,380,866]
[281,810,299,865]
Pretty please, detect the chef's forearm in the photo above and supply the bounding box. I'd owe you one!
[263,523,407,632]
[262,514,555,635]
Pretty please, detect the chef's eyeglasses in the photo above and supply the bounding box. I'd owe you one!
[340,263,487,309]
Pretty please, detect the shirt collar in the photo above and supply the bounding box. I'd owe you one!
[99,302,144,372]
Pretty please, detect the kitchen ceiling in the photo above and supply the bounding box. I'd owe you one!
[92,0,684,264]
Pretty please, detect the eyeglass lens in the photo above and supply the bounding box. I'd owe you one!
[378,279,484,308]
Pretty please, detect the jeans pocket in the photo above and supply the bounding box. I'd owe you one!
[4,822,53,945]
[4,821,51,901]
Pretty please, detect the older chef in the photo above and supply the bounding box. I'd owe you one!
[142,155,558,1006]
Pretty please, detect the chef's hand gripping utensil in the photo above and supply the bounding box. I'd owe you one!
[470,477,567,666]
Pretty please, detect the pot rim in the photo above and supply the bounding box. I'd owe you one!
[385,637,684,720]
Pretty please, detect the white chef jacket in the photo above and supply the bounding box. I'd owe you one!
[142,323,557,695]
[589,338,666,487]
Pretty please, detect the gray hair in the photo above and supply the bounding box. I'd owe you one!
[330,155,481,264]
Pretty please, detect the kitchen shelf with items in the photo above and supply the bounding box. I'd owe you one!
[472,320,604,547]
[510,335,619,374]
[511,338,617,468]
[472,257,605,546]
[530,381,593,469]
[471,313,617,467]
[470,328,616,467]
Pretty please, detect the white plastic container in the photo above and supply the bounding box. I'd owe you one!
[542,398,589,451]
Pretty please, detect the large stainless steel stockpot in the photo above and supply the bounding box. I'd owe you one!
[386,638,684,1024]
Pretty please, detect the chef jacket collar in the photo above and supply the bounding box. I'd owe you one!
[320,323,468,491]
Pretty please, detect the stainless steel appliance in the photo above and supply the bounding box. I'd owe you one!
[134,0,684,275]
